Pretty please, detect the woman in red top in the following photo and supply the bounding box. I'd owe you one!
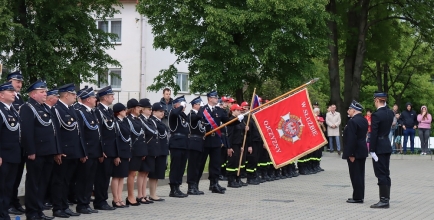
[365,109,372,150]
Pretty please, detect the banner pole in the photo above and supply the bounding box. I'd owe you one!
[205,78,319,136]
[237,88,256,176]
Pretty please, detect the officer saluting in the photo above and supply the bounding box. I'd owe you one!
[21,79,60,220]
[75,87,102,214]
[50,83,86,218]
[369,92,394,209]
[93,86,117,210]
[168,95,189,198]
[0,82,22,220]
[7,71,26,216]
[186,96,205,195]
[342,101,368,204]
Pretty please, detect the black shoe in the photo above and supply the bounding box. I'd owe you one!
[94,204,116,210]
[126,197,141,206]
[26,215,43,220]
[218,175,228,181]
[370,198,390,208]
[44,202,53,208]
[112,201,124,208]
[227,176,241,188]
[53,210,70,218]
[211,184,225,194]
[76,208,92,214]
[187,184,200,195]
[346,198,363,203]
[215,182,226,191]
[8,207,24,215]
[149,197,166,201]
[40,214,55,220]
[86,207,98,213]
[169,184,188,198]
[64,208,80,216]
[136,197,150,204]
[194,183,204,195]
[236,177,248,187]
[247,178,260,185]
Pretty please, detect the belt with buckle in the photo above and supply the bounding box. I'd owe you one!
[189,134,203,139]
[172,133,187,137]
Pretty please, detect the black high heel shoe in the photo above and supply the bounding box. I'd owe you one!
[126,197,140,206]
[112,201,124,208]
[136,197,150,204]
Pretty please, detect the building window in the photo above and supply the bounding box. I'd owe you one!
[98,69,122,89]
[176,72,189,92]
[97,20,122,43]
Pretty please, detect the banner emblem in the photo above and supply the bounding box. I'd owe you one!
[277,113,304,143]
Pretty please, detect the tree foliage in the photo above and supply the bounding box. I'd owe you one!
[0,0,122,89]
[137,0,330,96]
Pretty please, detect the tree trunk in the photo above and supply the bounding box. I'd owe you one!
[383,63,389,94]
[235,88,243,105]
[326,0,342,112]
[376,61,382,91]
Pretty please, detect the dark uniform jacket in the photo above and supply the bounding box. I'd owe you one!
[370,106,394,154]
[20,98,60,156]
[187,109,205,152]
[342,114,369,159]
[249,117,263,144]
[0,102,21,163]
[51,100,86,159]
[227,116,250,148]
[115,117,131,159]
[139,115,158,156]
[168,106,189,150]
[199,105,231,148]
[127,114,147,157]
[12,94,25,112]
[76,104,103,159]
[151,116,169,156]
[95,103,117,157]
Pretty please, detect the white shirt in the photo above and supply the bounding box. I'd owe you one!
[100,103,109,110]
[207,104,215,111]
[1,102,11,110]
[192,109,198,114]
[58,99,69,108]
[83,104,92,112]
[141,114,149,120]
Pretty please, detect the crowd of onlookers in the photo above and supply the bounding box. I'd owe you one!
[315,102,432,155]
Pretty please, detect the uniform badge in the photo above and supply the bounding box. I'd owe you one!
[43,114,47,117]
[68,121,71,125]
[12,118,15,122]
[11,123,14,126]
[215,113,219,118]
[71,118,74,121]
[91,121,94,124]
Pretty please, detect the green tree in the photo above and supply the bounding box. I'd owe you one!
[137,0,330,99]
[0,0,122,89]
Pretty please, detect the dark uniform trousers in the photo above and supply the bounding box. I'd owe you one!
[199,147,221,180]
[0,162,19,219]
[25,156,54,217]
[93,157,115,207]
[373,154,391,186]
[75,158,98,210]
[246,141,261,174]
[187,150,202,184]
[10,96,25,210]
[226,144,247,174]
[170,148,189,185]
[347,158,366,200]
[51,159,78,211]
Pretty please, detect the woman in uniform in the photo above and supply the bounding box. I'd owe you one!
[137,98,157,204]
[125,99,146,206]
[148,102,169,201]
[111,103,131,208]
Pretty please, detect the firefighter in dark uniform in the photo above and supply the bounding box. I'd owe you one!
[21,79,60,220]
[342,100,368,204]
[50,83,86,218]
[369,92,394,209]
[219,99,229,181]
[168,95,189,198]
[93,86,117,210]
[186,97,205,195]
[74,87,102,214]
[245,112,261,185]
[198,91,243,194]
[7,71,26,216]
[0,82,22,220]
[226,104,249,188]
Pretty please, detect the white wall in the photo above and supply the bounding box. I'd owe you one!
[83,2,206,111]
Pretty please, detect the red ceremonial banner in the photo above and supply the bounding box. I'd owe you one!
[252,89,327,168]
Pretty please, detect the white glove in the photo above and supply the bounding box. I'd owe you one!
[180,101,186,107]
[237,114,244,122]
[200,101,205,107]
[370,152,378,162]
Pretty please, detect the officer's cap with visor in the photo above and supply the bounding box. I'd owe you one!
[7,71,24,81]
[78,87,95,100]
[47,89,59,97]
[373,91,387,101]
[57,83,76,94]
[173,95,186,104]
[207,91,218,98]
[97,86,114,98]
[349,100,364,112]
[0,81,16,92]
[190,96,202,105]
[26,79,47,93]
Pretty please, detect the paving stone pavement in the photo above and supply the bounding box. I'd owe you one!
[14,153,434,219]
